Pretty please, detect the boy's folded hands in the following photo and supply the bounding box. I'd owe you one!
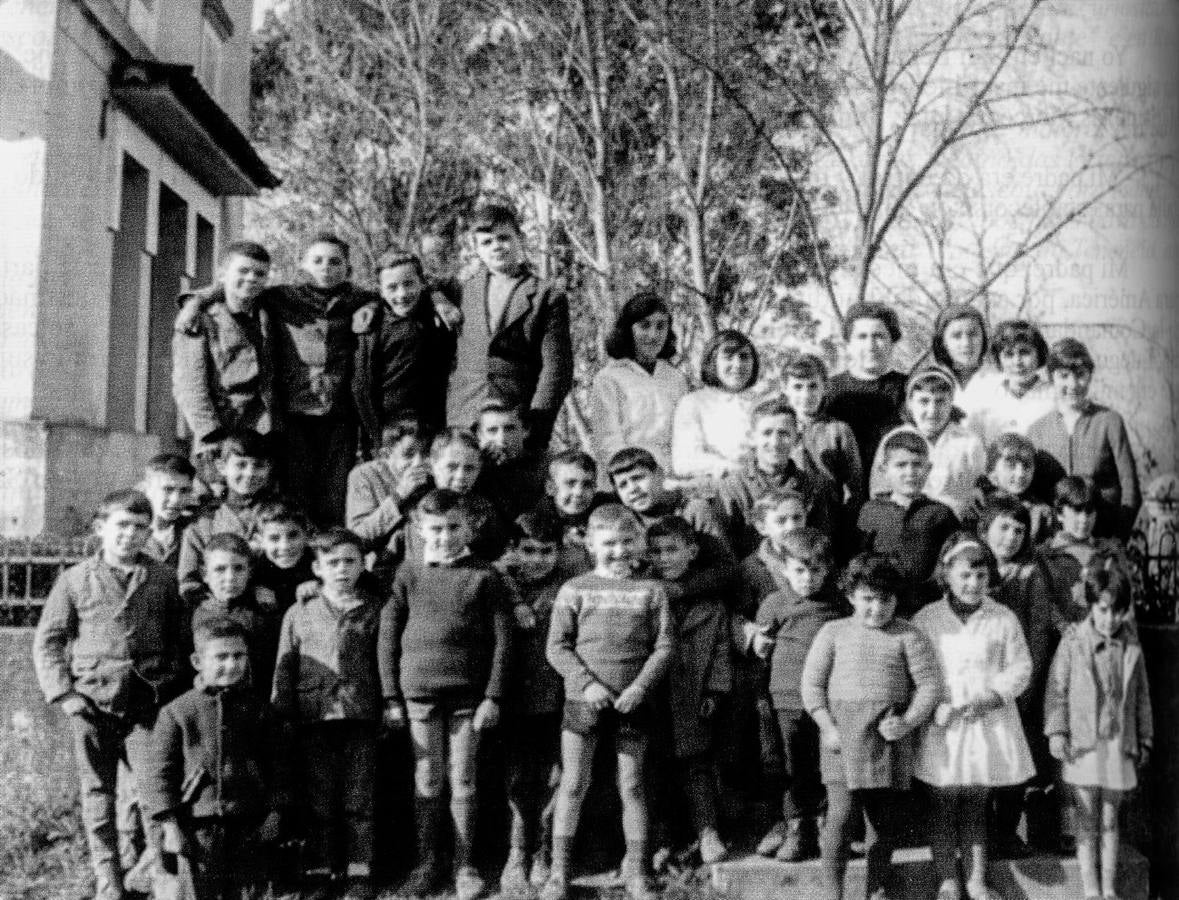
[613,685,643,714]
[582,682,614,710]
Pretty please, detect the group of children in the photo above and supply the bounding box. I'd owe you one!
[32,221,1154,900]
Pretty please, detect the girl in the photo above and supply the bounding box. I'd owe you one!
[589,291,688,479]
[977,496,1065,855]
[352,247,456,454]
[913,534,1035,900]
[800,553,941,900]
[1028,338,1142,541]
[1044,566,1152,900]
[924,304,994,422]
[966,320,1055,446]
[672,330,761,481]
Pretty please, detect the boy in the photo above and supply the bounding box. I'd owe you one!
[496,513,570,896]
[543,504,676,900]
[783,354,864,510]
[608,447,738,602]
[856,430,958,616]
[647,516,731,865]
[352,247,455,454]
[253,501,316,613]
[962,432,1054,544]
[868,366,987,518]
[178,430,276,603]
[1036,476,1134,625]
[448,203,573,450]
[272,528,381,900]
[379,490,512,900]
[751,529,847,863]
[33,490,188,900]
[716,399,840,560]
[192,532,283,700]
[345,418,431,556]
[476,400,547,521]
[533,450,612,557]
[178,234,374,526]
[1028,337,1141,540]
[172,241,277,463]
[141,453,198,568]
[822,302,906,474]
[140,617,286,900]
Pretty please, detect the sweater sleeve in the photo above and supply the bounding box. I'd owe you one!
[988,608,1032,701]
[546,584,597,695]
[177,521,207,604]
[1043,629,1074,738]
[32,570,79,704]
[481,572,514,701]
[345,466,404,548]
[531,284,574,418]
[832,422,865,509]
[1108,411,1142,539]
[800,622,837,714]
[706,609,733,694]
[900,627,941,727]
[377,577,409,702]
[1133,652,1154,751]
[755,593,785,637]
[627,585,677,699]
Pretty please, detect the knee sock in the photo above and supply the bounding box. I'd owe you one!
[450,796,477,870]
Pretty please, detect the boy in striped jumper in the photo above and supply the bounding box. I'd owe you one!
[543,505,676,900]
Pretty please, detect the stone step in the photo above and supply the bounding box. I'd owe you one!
[708,846,1149,900]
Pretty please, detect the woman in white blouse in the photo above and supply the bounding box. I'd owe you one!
[671,329,760,482]
[588,291,688,476]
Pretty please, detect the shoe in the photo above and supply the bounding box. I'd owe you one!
[935,879,962,900]
[342,877,376,900]
[528,852,551,889]
[775,818,815,862]
[538,873,568,900]
[965,883,1001,900]
[500,849,531,897]
[625,873,658,900]
[756,820,786,856]
[402,857,446,897]
[122,846,156,894]
[698,828,727,865]
[455,866,486,900]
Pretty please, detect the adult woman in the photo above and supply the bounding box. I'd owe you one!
[589,291,688,475]
[672,330,761,481]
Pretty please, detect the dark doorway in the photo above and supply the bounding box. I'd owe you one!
[146,182,188,444]
[105,153,149,432]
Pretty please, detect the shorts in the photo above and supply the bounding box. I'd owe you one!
[562,699,651,742]
[405,695,479,722]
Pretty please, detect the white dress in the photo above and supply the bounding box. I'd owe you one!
[963,371,1055,446]
[868,423,987,518]
[671,387,754,480]
[588,358,689,475]
[913,598,1036,787]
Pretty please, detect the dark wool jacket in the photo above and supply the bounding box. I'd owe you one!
[633,489,739,609]
[501,566,568,717]
[1028,403,1143,541]
[191,586,284,700]
[822,370,907,475]
[178,498,272,603]
[352,298,455,454]
[33,554,188,714]
[172,284,278,447]
[664,586,732,758]
[757,584,849,710]
[271,589,383,723]
[141,678,289,823]
[446,267,573,444]
[379,557,513,703]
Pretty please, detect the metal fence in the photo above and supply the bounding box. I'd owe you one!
[0,535,94,626]
[1129,513,1179,624]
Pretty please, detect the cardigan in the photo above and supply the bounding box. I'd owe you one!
[964,371,1055,446]
[1028,402,1142,540]
[589,358,689,476]
[671,387,755,480]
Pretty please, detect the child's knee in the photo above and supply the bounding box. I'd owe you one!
[414,755,445,797]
